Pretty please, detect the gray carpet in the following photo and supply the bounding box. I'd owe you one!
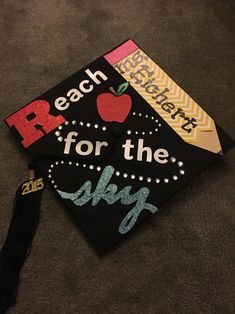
[0,1,234,313]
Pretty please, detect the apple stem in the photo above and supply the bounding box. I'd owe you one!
[109,87,116,96]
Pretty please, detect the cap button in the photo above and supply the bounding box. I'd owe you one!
[109,123,125,138]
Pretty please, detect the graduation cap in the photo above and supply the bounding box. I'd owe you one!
[1,39,234,313]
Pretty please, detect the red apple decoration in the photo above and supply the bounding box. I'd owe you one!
[96,82,132,123]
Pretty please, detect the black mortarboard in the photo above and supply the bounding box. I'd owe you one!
[1,39,234,313]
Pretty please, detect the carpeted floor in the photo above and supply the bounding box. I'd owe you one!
[0,1,234,313]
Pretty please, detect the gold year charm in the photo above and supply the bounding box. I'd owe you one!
[21,169,44,195]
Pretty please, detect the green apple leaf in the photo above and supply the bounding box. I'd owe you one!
[116,81,130,96]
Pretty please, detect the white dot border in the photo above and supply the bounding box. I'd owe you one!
[54,112,163,141]
[54,120,108,142]
[129,112,162,135]
[48,156,185,188]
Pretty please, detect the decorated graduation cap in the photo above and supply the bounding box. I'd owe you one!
[1,39,234,312]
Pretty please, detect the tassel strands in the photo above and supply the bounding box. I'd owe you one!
[0,171,44,313]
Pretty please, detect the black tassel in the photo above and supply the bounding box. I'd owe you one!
[0,132,121,313]
[0,170,44,313]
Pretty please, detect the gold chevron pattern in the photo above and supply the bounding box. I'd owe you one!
[113,49,214,143]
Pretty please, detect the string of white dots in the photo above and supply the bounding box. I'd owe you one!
[54,120,107,142]
[126,112,162,135]
[48,156,185,189]
[54,111,162,141]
